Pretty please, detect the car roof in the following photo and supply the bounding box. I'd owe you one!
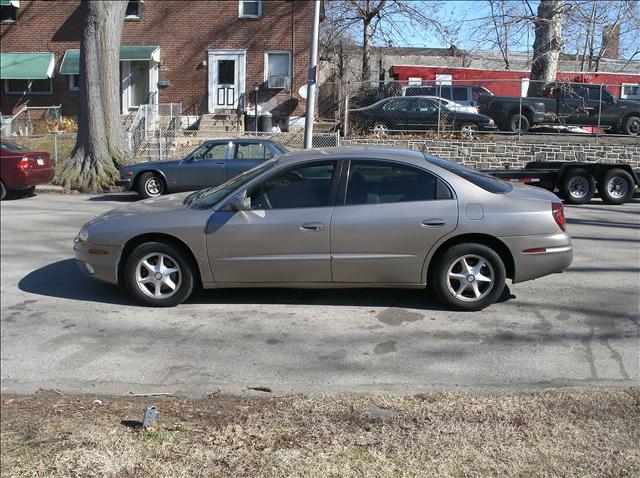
[205,138,276,145]
[273,146,426,166]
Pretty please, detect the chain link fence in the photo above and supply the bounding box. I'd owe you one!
[328,78,640,139]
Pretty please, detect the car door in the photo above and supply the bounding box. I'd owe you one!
[206,160,340,284]
[381,98,414,130]
[331,159,458,284]
[227,142,275,180]
[412,98,440,130]
[179,141,230,190]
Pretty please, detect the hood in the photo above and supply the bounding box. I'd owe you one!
[87,192,192,226]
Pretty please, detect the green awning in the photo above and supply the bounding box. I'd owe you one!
[0,1,20,7]
[59,46,160,75]
[0,52,54,79]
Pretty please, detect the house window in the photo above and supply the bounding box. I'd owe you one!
[265,51,291,89]
[69,74,80,91]
[125,0,141,20]
[4,79,52,95]
[1,5,18,23]
[239,0,262,18]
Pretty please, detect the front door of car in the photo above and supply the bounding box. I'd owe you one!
[206,160,339,283]
[226,142,275,180]
[179,142,230,191]
[382,98,414,130]
[331,160,458,284]
[411,98,440,130]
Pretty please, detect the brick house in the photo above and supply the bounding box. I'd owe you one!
[0,0,314,129]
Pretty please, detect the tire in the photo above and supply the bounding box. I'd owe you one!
[598,169,634,205]
[622,115,640,136]
[509,113,530,133]
[372,123,389,136]
[459,122,479,137]
[0,181,6,201]
[15,186,35,198]
[124,241,195,307]
[430,243,506,312]
[559,168,596,204]
[137,172,165,199]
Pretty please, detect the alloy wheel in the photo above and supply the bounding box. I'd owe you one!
[145,178,163,196]
[135,253,182,299]
[607,176,629,199]
[568,176,590,199]
[446,254,495,302]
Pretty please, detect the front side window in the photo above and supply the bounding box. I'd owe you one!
[383,98,413,112]
[125,0,141,20]
[190,142,228,161]
[346,161,452,206]
[236,143,274,160]
[266,52,291,89]
[247,161,336,210]
[5,79,52,95]
[239,0,262,18]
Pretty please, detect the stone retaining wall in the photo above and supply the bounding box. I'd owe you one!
[341,137,640,170]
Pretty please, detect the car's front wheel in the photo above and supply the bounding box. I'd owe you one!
[430,243,506,311]
[124,242,195,307]
[137,172,165,198]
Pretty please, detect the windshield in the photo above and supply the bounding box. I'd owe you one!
[186,159,276,209]
[0,140,30,152]
[424,154,513,194]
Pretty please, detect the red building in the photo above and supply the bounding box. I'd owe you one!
[390,65,640,99]
[0,0,314,127]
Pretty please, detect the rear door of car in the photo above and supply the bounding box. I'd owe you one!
[330,159,458,284]
[227,141,275,180]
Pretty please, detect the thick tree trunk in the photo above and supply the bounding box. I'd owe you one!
[528,0,564,97]
[58,0,128,192]
[362,18,372,82]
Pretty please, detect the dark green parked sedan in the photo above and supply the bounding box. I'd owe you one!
[116,139,288,198]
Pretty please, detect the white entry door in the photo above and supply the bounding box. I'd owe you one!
[208,49,246,112]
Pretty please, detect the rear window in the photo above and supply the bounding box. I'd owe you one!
[0,140,29,153]
[424,154,513,194]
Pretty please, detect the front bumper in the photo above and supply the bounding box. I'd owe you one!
[73,240,121,285]
[115,178,133,190]
[479,123,498,131]
[500,232,573,283]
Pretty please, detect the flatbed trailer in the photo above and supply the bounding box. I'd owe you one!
[482,161,640,205]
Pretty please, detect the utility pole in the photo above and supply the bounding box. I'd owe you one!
[303,0,321,149]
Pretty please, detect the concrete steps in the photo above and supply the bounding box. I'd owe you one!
[197,113,244,133]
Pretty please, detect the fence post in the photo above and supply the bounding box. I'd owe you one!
[53,133,58,164]
[437,82,441,138]
[343,85,349,137]
[158,129,163,161]
[597,84,603,134]
[518,79,524,141]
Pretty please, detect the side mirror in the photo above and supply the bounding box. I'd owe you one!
[228,193,249,212]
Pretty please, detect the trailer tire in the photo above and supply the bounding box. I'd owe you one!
[598,169,634,205]
[560,168,595,204]
[622,115,640,136]
[509,113,530,133]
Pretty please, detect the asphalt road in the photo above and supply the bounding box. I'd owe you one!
[1,192,638,396]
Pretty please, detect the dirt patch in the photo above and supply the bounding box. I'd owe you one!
[2,389,639,477]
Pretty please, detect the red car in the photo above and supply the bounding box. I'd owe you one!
[0,139,54,200]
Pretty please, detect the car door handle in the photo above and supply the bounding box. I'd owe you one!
[215,161,225,166]
[421,218,445,227]
[300,222,325,232]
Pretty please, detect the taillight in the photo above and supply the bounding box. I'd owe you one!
[18,157,31,171]
[552,202,566,231]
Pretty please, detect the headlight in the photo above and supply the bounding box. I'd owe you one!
[79,228,89,242]
[488,118,495,125]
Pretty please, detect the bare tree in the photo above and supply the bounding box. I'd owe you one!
[528,0,564,96]
[59,1,128,192]
[324,0,450,82]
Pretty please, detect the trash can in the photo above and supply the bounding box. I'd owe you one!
[245,112,257,132]
[259,112,273,132]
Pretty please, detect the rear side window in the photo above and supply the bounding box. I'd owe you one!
[236,143,274,160]
[405,86,435,96]
[452,87,468,101]
[424,155,512,194]
[346,160,452,206]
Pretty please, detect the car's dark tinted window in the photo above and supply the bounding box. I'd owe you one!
[383,98,413,112]
[0,140,29,153]
[452,87,468,101]
[405,86,435,96]
[248,161,336,210]
[346,161,452,206]
[424,155,513,194]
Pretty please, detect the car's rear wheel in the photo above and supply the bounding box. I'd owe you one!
[598,169,634,205]
[124,242,195,307]
[430,243,506,311]
[372,123,389,136]
[560,168,595,204]
[137,172,165,198]
[0,181,6,201]
[509,113,530,133]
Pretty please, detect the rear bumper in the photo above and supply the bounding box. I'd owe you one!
[73,240,121,285]
[115,178,133,190]
[3,168,54,189]
[500,232,573,283]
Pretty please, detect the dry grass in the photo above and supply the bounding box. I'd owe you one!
[2,389,639,477]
